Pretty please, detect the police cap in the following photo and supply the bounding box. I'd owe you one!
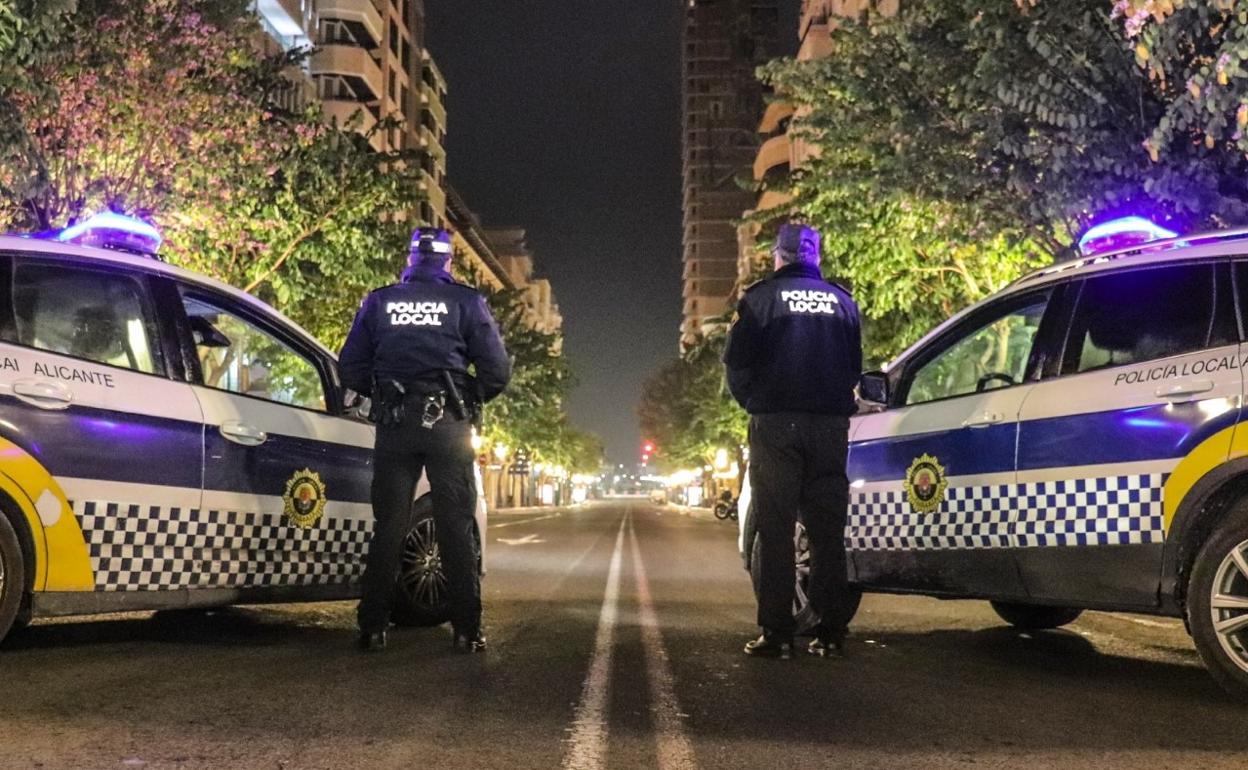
[410,227,453,261]
[775,224,820,264]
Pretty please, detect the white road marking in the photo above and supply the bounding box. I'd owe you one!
[489,512,562,529]
[561,512,628,770]
[496,534,545,546]
[629,517,698,770]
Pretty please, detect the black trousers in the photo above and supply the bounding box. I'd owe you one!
[357,412,480,634]
[749,412,852,637]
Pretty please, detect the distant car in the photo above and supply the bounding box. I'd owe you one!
[0,212,486,645]
[740,216,1248,699]
[649,488,669,505]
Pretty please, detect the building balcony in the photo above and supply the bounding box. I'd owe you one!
[311,45,382,101]
[753,134,791,181]
[322,99,379,142]
[318,0,384,48]
[758,100,795,134]
[421,86,447,129]
[419,170,448,220]
[419,124,445,157]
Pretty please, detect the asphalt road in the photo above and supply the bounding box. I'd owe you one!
[3,500,1248,770]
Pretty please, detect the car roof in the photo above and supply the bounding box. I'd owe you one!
[884,228,1248,372]
[0,234,335,360]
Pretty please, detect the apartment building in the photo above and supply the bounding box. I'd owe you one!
[252,0,449,227]
[487,229,565,341]
[680,0,781,349]
[446,186,515,293]
[737,0,899,284]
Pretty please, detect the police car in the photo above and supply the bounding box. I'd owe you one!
[740,216,1248,698]
[0,212,487,643]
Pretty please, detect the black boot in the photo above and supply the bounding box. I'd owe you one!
[807,628,846,659]
[743,631,793,659]
[452,628,487,654]
[358,629,387,652]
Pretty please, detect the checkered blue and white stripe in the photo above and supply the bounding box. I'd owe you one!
[73,500,372,591]
[847,473,1166,552]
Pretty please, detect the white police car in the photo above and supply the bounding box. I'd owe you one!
[740,216,1248,698]
[0,213,487,643]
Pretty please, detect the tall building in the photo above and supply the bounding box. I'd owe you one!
[738,0,900,285]
[487,229,565,341]
[446,186,515,293]
[680,0,781,349]
[252,0,450,227]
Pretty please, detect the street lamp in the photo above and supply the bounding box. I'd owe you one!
[471,429,483,452]
[494,443,509,462]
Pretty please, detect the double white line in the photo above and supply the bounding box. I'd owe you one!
[562,511,697,770]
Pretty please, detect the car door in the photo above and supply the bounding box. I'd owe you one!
[0,254,203,593]
[848,287,1061,598]
[170,282,374,592]
[1014,261,1241,609]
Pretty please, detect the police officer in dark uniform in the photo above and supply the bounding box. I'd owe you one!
[339,227,511,653]
[723,223,862,660]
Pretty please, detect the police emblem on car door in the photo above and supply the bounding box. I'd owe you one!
[847,289,1055,597]
[176,286,374,590]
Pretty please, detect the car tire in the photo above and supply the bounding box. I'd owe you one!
[1186,501,1248,699]
[749,524,861,636]
[0,512,27,645]
[990,601,1083,630]
[391,496,481,628]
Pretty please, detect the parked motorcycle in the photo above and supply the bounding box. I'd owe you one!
[714,491,739,521]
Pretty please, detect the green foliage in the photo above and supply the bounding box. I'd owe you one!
[166,120,423,349]
[1115,0,1248,221]
[0,0,424,351]
[753,0,1215,362]
[638,333,746,472]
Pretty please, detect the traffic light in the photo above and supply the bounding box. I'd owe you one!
[642,441,656,455]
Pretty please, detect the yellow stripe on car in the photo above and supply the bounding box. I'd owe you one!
[1163,425,1243,534]
[0,437,94,591]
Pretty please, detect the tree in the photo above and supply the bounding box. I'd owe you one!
[638,333,746,472]
[166,119,425,349]
[1113,0,1248,212]
[754,0,1217,362]
[470,282,578,464]
[0,0,426,349]
[0,0,283,231]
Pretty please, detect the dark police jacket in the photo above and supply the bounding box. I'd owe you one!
[723,262,862,416]
[338,263,512,402]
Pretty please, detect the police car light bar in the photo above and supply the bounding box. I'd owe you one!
[56,211,163,257]
[1077,216,1179,257]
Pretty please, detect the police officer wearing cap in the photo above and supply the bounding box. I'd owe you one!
[723,223,862,660]
[339,227,511,653]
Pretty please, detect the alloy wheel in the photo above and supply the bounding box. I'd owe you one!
[1211,538,1248,674]
[399,517,448,610]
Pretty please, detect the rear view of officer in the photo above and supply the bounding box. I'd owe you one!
[339,227,511,653]
[723,223,862,660]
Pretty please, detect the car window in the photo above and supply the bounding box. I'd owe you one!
[1062,264,1223,375]
[180,292,326,411]
[6,262,161,374]
[906,297,1048,406]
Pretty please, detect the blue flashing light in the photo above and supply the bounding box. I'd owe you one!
[1077,216,1178,257]
[56,211,163,257]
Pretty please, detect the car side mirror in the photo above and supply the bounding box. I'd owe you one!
[858,371,889,408]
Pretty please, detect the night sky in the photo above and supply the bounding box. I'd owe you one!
[426,1,798,465]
